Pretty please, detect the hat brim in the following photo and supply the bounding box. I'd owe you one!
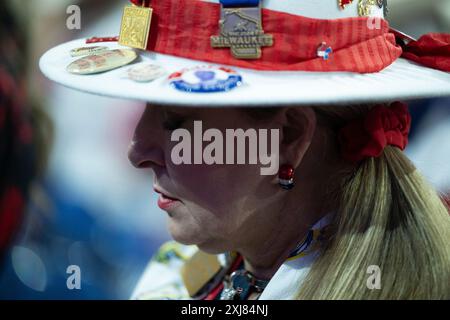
[39,38,450,107]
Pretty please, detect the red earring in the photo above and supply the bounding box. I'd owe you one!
[278,164,295,190]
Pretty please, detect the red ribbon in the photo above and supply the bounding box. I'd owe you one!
[131,0,402,73]
[401,33,450,72]
[338,102,411,162]
[126,0,450,73]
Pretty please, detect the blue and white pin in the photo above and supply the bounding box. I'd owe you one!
[317,42,333,61]
[169,66,243,93]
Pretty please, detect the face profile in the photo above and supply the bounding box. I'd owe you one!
[128,105,306,254]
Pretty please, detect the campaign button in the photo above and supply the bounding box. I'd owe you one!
[127,63,166,82]
[67,49,138,75]
[169,66,242,93]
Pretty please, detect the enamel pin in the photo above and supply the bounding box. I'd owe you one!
[211,4,273,60]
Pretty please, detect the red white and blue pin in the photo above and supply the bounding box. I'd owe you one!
[169,66,243,93]
[317,42,333,61]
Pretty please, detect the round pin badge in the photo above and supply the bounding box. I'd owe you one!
[169,66,242,93]
[127,64,166,82]
[67,49,138,75]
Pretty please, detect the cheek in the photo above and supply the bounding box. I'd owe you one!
[166,161,269,217]
[166,163,235,214]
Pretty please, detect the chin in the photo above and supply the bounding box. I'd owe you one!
[169,231,196,246]
[168,228,228,254]
[194,235,233,255]
[167,218,231,252]
[168,223,200,246]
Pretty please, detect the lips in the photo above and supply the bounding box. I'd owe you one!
[154,186,181,210]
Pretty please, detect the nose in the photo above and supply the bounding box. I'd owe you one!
[128,139,165,169]
[128,106,166,169]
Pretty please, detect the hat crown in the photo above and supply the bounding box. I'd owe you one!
[203,0,385,19]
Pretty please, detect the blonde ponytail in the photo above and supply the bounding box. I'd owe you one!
[296,105,450,299]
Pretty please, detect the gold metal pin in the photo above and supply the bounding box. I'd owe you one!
[119,3,153,50]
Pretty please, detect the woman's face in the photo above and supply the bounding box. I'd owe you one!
[128,105,285,253]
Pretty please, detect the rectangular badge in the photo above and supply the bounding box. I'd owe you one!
[118,5,153,50]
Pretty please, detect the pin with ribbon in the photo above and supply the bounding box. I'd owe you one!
[118,0,153,50]
[211,0,273,59]
[317,42,333,61]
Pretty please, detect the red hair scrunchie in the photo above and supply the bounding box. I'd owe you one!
[338,102,412,163]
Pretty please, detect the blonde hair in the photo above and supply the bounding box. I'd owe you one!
[295,104,450,299]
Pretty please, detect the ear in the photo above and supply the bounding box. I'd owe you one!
[277,107,317,169]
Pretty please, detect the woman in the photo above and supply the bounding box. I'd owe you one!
[39,0,450,299]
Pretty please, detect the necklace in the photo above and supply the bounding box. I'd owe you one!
[217,228,319,300]
[220,269,269,300]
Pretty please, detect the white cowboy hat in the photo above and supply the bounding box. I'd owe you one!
[39,0,450,107]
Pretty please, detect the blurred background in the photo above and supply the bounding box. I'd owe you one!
[0,0,449,299]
